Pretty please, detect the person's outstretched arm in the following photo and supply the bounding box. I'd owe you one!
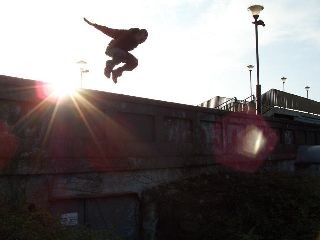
[83,17,126,39]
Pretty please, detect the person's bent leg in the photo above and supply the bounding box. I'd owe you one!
[104,60,117,78]
[104,47,126,78]
[121,53,138,71]
[112,53,138,83]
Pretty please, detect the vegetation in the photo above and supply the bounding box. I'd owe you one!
[2,172,320,240]
[147,172,320,240]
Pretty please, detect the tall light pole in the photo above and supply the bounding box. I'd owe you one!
[77,60,89,88]
[248,5,265,115]
[281,77,287,92]
[305,85,310,99]
[247,65,254,100]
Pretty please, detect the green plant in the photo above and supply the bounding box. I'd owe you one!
[146,172,320,240]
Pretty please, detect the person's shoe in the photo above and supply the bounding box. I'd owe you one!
[104,65,113,78]
[112,69,123,84]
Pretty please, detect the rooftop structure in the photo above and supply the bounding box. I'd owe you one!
[199,89,320,124]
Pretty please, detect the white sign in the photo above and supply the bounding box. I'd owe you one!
[60,212,78,226]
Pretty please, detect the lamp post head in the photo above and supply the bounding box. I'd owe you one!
[77,60,87,65]
[77,60,89,73]
[248,5,264,18]
[305,86,310,91]
[281,77,287,83]
[247,64,254,70]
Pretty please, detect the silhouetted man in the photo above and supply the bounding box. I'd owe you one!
[84,18,148,83]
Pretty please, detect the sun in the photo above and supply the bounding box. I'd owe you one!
[35,81,79,101]
[44,80,79,100]
[50,82,78,98]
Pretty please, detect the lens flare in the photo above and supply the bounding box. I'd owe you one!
[238,125,267,158]
[50,83,78,98]
[35,81,78,101]
[216,112,279,172]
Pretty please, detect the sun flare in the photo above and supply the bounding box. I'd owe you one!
[49,83,78,98]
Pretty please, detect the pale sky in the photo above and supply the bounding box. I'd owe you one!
[1,0,319,105]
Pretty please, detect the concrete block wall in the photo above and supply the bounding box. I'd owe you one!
[0,75,319,239]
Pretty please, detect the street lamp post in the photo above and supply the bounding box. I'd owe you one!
[281,77,287,92]
[247,65,254,100]
[305,85,310,99]
[77,60,89,88]
[248,5,265,115]
[80,69,89,87]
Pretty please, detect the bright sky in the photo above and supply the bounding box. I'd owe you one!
[1,0,320,105]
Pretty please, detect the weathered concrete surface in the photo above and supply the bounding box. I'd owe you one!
[295,145,320,175]
[0,75,319,239]
[1,75,319,175]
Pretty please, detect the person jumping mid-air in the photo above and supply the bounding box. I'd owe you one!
[84,18,148,83]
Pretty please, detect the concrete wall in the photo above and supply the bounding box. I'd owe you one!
[1,75,320,239]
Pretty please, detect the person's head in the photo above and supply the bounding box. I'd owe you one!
[135,29,148,43]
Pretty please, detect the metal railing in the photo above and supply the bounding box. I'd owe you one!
[215,95,255,113]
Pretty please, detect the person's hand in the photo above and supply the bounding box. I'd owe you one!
[83,17,94,26]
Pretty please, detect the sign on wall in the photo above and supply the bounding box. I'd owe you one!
[60,212,78,226]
